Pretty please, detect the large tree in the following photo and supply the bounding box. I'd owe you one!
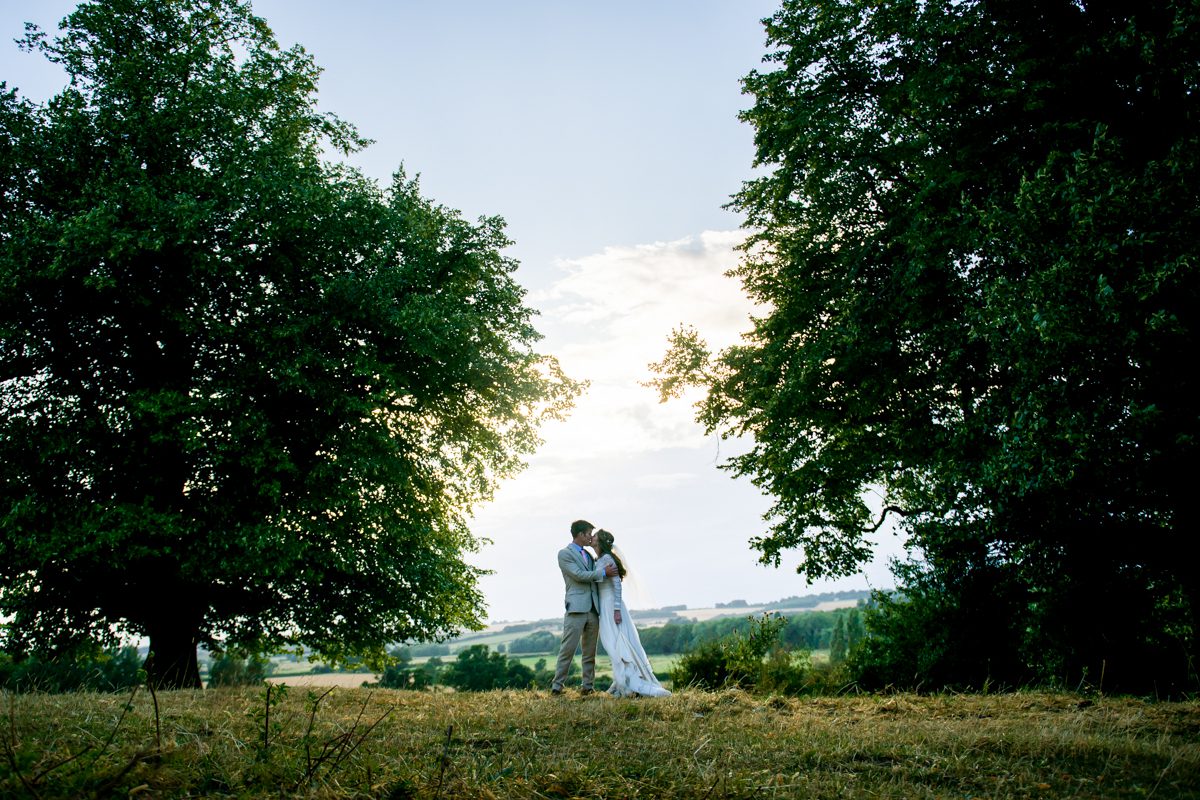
[654,0,1198,691]
[0,0,579,688]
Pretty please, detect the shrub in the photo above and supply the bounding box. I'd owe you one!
[758,648,813,695]
[671,613,811,693]
[800,660,854,695]
[379,655,446,690]
[672,638,732,690]
[375,647,430,690]
[0,646,144,693]
[529,657,555,689]
[208,652,273,687]
[441,645,536,691]
[847,570,1030,692]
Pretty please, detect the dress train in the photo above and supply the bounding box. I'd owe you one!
[596,554,670,698]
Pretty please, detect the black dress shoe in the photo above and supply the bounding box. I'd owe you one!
[550,687,563,695]
[580,687,594,696]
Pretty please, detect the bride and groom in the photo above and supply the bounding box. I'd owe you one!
[550,519,671,697]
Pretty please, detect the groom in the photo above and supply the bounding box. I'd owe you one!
[551,519,618,695]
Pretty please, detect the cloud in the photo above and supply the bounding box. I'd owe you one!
[529,231,759,460]
[535,230,754,348]
[635,472,697,490]
[464,230,826,623]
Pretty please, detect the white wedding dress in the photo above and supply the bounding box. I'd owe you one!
[596,553,671,698]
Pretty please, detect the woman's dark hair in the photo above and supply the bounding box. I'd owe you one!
[595,529,626,578]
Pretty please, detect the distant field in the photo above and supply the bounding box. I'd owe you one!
[669,598,860,622]
[267,672,378,688]
[267,659,327,677]
[486,597,862,627]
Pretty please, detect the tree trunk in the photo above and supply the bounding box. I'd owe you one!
[145,623,203,690]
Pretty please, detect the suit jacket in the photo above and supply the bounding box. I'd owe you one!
[559,543,604,613]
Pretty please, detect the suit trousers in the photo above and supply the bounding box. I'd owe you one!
[552,609,599,691]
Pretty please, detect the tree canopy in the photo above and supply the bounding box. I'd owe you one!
[653,0,1199,692]
[0,0,579,688]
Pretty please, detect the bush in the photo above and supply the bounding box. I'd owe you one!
[758,648,813,695]
[799,660,854,695]
[529,657,555,689]
[441,646,536,691]
[377,648,445,690]
[0,646,144,693]
[672,638,732,690]
[380,660,443,690]
[847,568,1031,692]
[671,613,811,694]
[207,652,273,687]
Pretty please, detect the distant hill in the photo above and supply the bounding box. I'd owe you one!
[260,589,878,671]
[465,588,875,645]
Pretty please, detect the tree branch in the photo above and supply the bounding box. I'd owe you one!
[862,505,924,534]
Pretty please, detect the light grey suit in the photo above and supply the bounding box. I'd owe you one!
[551,543,606,691]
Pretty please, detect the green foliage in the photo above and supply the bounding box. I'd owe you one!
[846,611,865,652]
[0,645,143,693]
[670,638,730,691]
[529,657,555,690]
[440,645,535,692]
[207,651,273,688]
[830,617,848,666]
[672,613,812,693]
[0,0,580,688]
[401,642,451,658]
[849,576,1028,691]
[829,609,866,666]
[249,682,289,761]
[850,563,1192,693]
[378,650,444,690]
[507,630,559,654]
[639,619,698,655]
[652,0,1200,694]
[638,608,849,656]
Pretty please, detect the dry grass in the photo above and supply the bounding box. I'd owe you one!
[267,673,380,689]
[2,686,1197,798]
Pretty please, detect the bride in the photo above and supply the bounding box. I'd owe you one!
[593,529,671,698]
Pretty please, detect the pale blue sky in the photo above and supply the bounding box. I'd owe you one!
[251,0,774,288]
[2,1,903,622]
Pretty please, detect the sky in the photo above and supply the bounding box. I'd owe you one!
[1,1,905,623]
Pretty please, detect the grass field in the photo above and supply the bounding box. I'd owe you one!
[3,687,1197,798]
